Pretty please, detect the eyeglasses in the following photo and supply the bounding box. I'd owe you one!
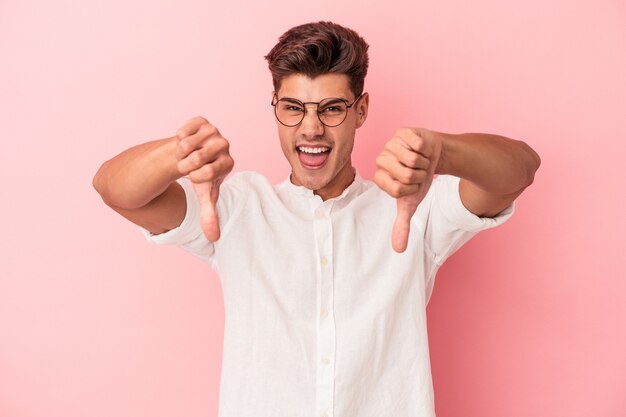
[271,93,363,127]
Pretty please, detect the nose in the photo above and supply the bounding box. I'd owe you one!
[299,104,324,138]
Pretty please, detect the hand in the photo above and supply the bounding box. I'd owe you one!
[374,128,443,253]
[174,117,234,242]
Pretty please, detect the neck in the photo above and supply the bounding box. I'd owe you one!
[314,166,356,201]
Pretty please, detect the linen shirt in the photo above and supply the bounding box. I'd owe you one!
[142,171,513,417]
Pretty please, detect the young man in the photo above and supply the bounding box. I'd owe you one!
[94,21,540,417]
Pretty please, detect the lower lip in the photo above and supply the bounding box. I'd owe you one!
[298,149,331,169]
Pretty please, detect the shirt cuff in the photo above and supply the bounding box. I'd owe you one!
[435,175,515,232]
[139,177,203,245]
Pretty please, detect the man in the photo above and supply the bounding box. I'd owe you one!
[94,21,540,417]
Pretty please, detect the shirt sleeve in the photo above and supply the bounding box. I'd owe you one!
[139,173,252,268]
[139,176,216,266]
[421,175,515,301]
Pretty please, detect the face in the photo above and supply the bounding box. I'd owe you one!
[274,73,369,200]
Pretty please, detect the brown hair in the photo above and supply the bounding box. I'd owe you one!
[265,21,369,97]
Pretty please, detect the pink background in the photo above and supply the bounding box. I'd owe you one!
[1,0,625,416]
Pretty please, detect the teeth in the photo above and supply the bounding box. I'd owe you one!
[298,146,329,154]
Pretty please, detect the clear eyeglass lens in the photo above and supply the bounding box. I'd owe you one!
[318,99,348,126]
[276,100,305,126]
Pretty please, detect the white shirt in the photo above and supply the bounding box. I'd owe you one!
[142,172,513,417]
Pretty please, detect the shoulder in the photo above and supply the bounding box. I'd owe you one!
[426,174,514,231]
[224,171,269,186]
[220,171,275,195]
[216,171,280,211]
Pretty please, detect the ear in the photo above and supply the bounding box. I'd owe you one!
[270,91,279,124]
[355,92,369,129]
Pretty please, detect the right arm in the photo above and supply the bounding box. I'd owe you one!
[92,117,234,238]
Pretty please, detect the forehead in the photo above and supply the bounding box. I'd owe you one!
[277,73,353,101]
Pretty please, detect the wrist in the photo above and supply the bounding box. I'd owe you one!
[163,136,184,182]
[434,131,456,176]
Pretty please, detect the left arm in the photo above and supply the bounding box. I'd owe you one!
[436,131,541,217]
[374,128,541,252]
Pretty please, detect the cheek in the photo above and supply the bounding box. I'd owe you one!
[333,129,356,153]
[277,129,294,154]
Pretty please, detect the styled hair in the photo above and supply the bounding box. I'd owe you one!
[264,21,369,97]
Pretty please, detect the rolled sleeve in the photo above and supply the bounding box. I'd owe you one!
[435,175,514,232]
[139,174,256,268]
[140,177,204,246]
[422,175,516,301]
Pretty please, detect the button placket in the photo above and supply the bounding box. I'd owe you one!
[312,201,335,417]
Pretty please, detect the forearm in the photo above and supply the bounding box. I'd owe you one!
[436,132,541,195]
[93,137,181,209]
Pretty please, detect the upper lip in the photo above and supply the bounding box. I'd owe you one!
[296,143,332,149]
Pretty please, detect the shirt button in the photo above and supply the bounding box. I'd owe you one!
[321,413,329,417]
[320,308,329,318]
[321,356,330,365]
[315,208,326,219]
[320,256,328,265]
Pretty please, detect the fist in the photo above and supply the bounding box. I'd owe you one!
[174,116,234,242]
[374,128,443,253]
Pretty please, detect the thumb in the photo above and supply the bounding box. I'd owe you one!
[192,181,221,242]
[392,193,421,253]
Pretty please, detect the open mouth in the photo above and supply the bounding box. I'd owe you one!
[297,145,331,169]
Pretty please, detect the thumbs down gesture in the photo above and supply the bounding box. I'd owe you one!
[374,128,443,253]
[174,117,234,242]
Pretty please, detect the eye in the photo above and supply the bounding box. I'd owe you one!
[319,99,347,114]
[280,102,304,113]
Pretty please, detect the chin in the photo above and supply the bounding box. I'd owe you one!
[298,174,329,191]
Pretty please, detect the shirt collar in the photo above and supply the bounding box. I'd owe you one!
[282,169,364,203]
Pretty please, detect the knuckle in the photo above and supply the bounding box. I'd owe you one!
[407,153,420,167]
[202,164,215,179]
[189,164,213,183]
[178,140,192,156]
[215,136,229,151]
[390,182,403,198]
[174,146,185,161]
[177,116,209,138]
[225,155,235,171]
[191,151,204,167]
[188,170,200,182]
[401,169,415,184]
[193,116,209,125]
[198,123,216,137]
[175,128,187,140]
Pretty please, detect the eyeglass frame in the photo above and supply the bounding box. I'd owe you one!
[270,93,364,127]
